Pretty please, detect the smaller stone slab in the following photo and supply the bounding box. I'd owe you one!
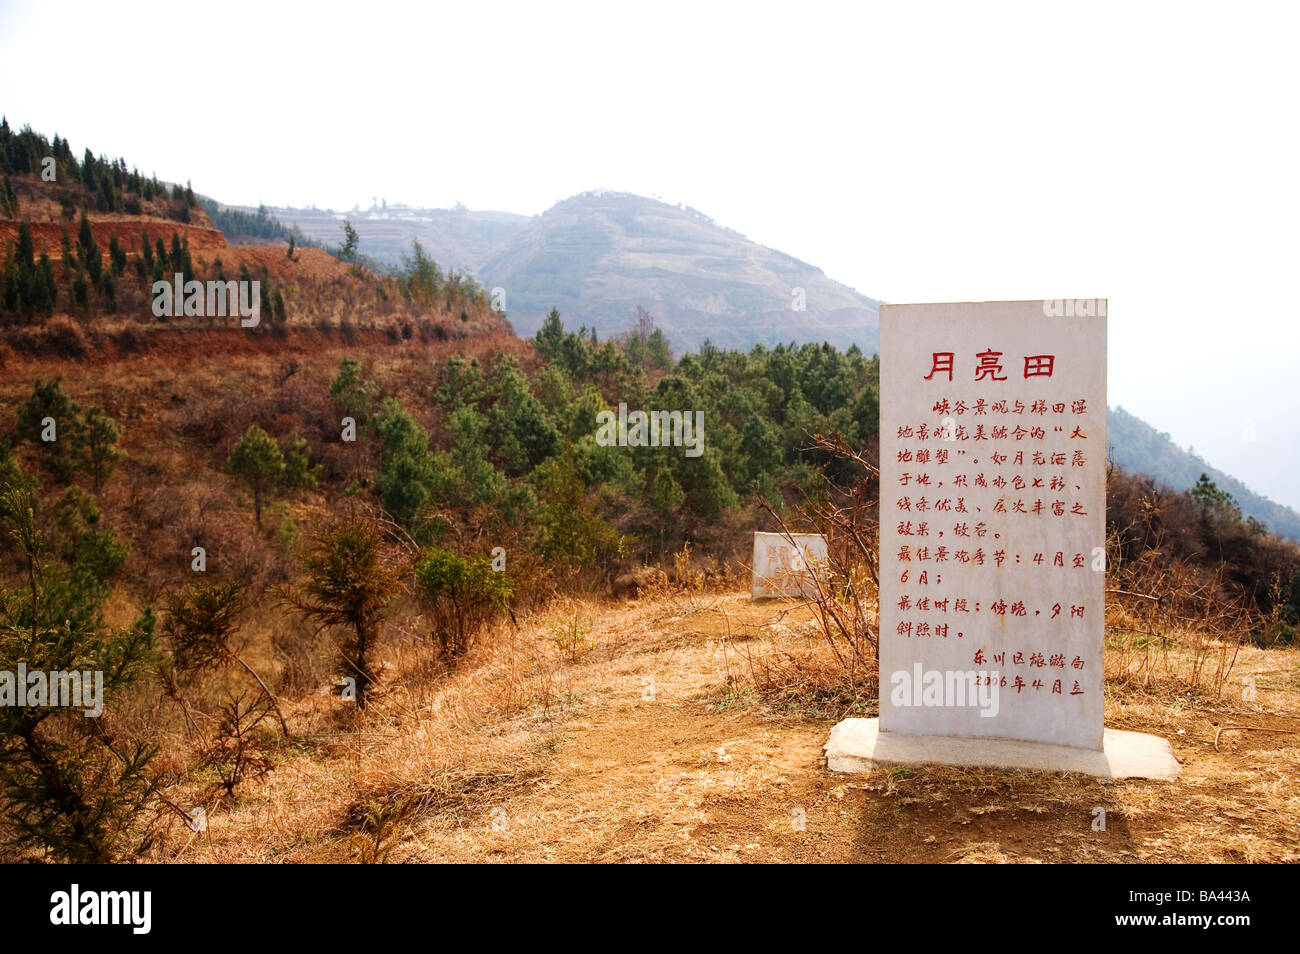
[825,717,1180,780]
[751,531,827,599]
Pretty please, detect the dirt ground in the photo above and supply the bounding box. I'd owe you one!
[178,589,1300,864]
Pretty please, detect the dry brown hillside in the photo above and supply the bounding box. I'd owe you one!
[1,165,225,256]
[0,218,227,260]
[1,162,513,354]
[2,238,512,368]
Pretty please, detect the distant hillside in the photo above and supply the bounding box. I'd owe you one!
[265,191,881,352]
[478,191,880,351]
[1108,405,1300,541]
[198,198,314,247]
[262,201,530,275]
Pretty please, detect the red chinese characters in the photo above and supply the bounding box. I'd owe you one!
[924,351,1056,381]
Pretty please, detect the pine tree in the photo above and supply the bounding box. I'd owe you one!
[97,175,114,213]
[288,512,400,710]
[16,379,84,483]
[59,229,74,273]
[280,431,320,490]
[535,308,566,361]
[169,233,183,273]
[35,254,56,315]
[329,357,378,427]
[108,234,126,275]
[81,406,123,490]
[0,486,159,863]
[77,209,101,284]
[1,220,41,317]
[80,149,95,192]
[99,270,116,311]
[340,219,359,263]
[161,581,288,738]
[71,270,88,309]
[646,328,673,369]
[374,399,437,528]
[401,239,441,305]
[227,425,284,528]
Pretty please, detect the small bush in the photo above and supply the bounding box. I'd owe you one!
[42,317,90,360]
[414,548,511,663]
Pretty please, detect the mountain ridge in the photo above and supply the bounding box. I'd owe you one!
[1107,406,1300,540]
[263,191,881,353]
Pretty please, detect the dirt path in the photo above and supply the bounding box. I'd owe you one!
[381,592,1300,864]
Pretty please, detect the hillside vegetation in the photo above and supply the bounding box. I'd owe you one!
[0,125,1297,863]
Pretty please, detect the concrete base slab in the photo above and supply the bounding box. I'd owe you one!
[825,718,1180,780]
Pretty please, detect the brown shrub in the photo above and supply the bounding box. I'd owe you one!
[113,323,149,355]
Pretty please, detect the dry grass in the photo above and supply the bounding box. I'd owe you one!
[123,581,1300,864]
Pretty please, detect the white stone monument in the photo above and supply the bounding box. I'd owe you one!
[826,300,1178,779]
[751,531,828,600]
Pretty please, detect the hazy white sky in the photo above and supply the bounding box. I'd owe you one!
[2,0,1297,510]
